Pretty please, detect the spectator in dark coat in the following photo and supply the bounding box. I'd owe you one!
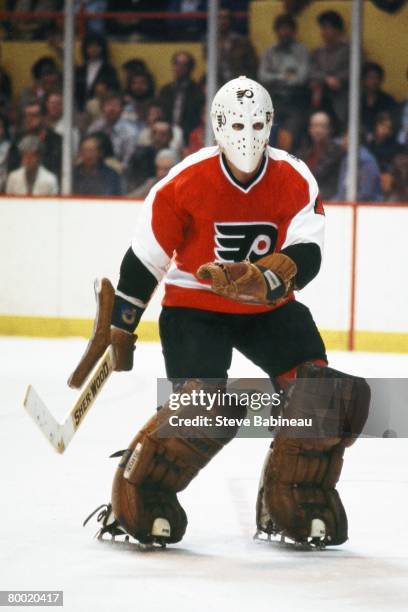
[361,62,399,140]
[73,135,122,196]
[259,13,310,151]
[296,111,343,200]
[7,101,62,184]
[310,11,350,128]
[75,33,119,112]
[158,51,205,144]
[126,120,173,192]
[367,112,404,173]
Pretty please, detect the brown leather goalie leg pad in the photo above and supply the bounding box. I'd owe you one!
[112,380,246,544]
[256,364,370,546]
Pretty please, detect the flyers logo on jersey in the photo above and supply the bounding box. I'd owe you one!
[214,222,278,263]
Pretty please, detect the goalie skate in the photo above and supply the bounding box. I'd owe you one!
[253,518,327,551]
[83,503,171,550]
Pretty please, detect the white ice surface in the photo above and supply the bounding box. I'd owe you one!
[1,338,408,612]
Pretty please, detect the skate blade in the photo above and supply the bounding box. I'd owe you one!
[253,530,326,551]
[97,532,168,552]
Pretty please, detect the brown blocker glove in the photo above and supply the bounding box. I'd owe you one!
[197,253,297,306]
[68,279,137,389]
[110,326,137,372]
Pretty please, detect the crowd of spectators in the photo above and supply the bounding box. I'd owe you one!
[0,5,406,201]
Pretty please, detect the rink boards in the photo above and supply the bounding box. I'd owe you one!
[0,197,407,352]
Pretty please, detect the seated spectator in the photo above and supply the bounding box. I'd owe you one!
[20,57,61,110]
[6,135,58,195]
[361,62,399,140]
[90,130,122,175]
[0,46,12,118]
[7,101,62,183]
[84,75,112,126]
[87,93,143,169]
[75,33,119,112]
[0,115,11,192]
[310,11,350,128]
[334,133,383,202]
[215,8,258,86]
[121,59,148,90]
[296,111,343,200]
[382,152,408,202]
[44,90,80,154]
[123,70,156,123]
[367,112,404,173]
[258,13,310,151]
[73,135,122,196]
[126,120,174,191]
[158,51,205,144]
[129,148,179,198]
[137,101,184,154]
[7,0,62,40]
[167,0,207,41]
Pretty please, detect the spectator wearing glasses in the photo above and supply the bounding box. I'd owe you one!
[7,101,62,183]
[44,90,80,155]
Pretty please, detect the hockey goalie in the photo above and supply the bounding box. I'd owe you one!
[73,76,370,549]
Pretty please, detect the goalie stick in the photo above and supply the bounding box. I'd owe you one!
[23,277,117,453]
[23,344,115,453]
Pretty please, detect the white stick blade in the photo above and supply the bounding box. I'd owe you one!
[23,385,66,453]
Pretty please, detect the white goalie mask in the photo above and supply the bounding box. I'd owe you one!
[211,76,274,173]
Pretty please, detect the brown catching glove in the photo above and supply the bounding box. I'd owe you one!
[197,253,297,306]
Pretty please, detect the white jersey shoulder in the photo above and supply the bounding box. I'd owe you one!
[266,147,324,252]
[131,146,220,281]
[154,145,220,191]
[267,146,318,200]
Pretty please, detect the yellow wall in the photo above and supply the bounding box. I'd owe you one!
[0,41,205,103]
[250,0,408,101]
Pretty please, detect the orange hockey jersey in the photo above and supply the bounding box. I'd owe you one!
[131,145,324,314]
